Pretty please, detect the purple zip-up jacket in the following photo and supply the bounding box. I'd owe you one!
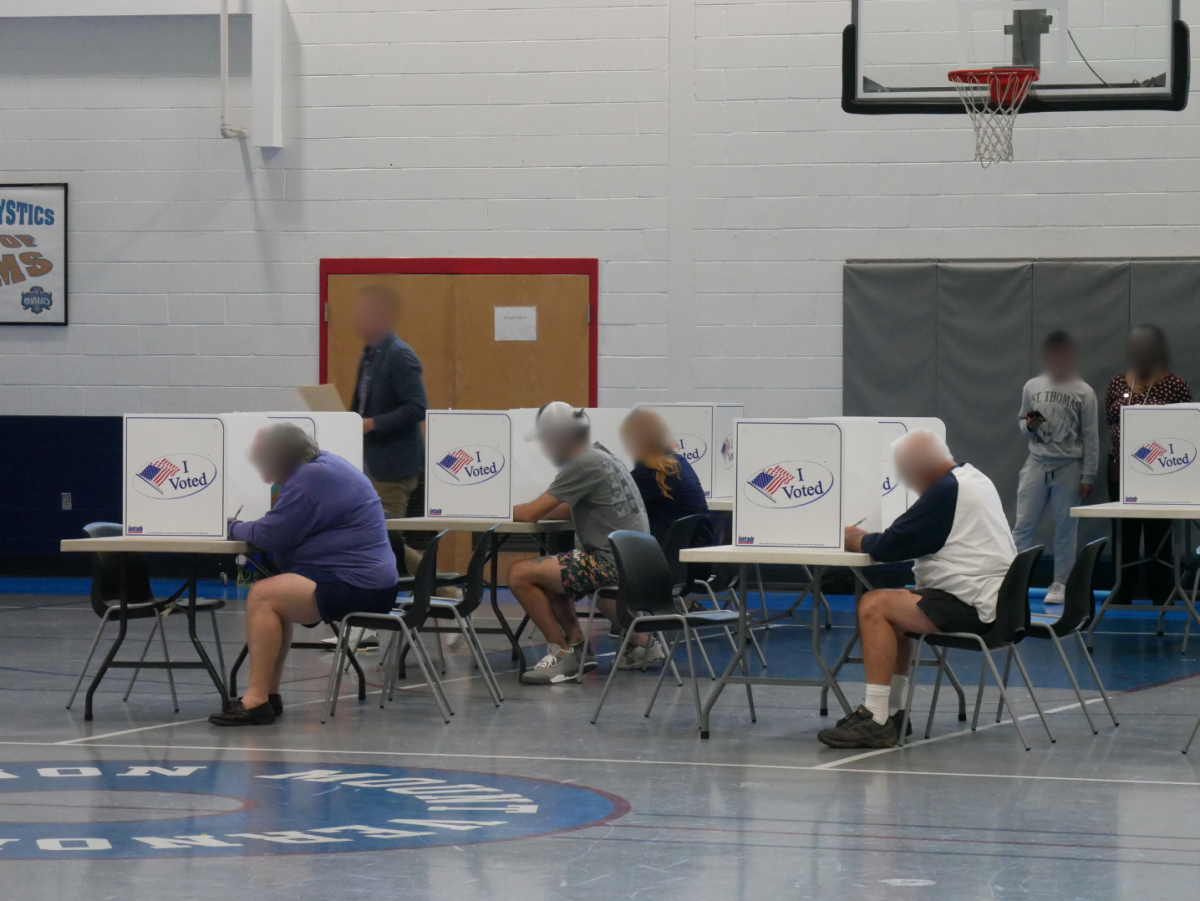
[228,452,397,589]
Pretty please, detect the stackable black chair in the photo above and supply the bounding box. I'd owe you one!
[900,546,1053,750]
[67,522,226,712]
[1024,538,1118,734]
[324,531,452,723]
[395,525,503,705]
[591,530,752,730]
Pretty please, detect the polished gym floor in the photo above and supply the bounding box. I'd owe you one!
[2,584,1200,900]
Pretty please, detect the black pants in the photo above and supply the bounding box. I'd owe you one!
[1107,472,1174,605]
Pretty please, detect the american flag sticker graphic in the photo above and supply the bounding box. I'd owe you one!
[747,465,794,503]
[136,458,181,494]
[437,449,474,481]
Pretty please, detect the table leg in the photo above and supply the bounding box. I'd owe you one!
[810,566,851,716]
[84,561,132,722]
[187,555,229,704]
[1168,520,1200,655]
[699,563,751,739]
[1087,519,1124,652]
[486,532,526,675]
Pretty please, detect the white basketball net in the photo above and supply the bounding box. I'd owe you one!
[949,69,1038,168]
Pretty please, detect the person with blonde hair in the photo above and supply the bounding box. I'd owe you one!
[620,407,711,546]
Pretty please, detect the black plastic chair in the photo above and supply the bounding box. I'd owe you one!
[324,531,452,723]
[396,525,502,705]
[900,546,1052,750]
[1025,538,1118,734]
[67,522,226,712]
[591,530,751,730]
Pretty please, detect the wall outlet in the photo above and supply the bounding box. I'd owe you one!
[61,492,72,511]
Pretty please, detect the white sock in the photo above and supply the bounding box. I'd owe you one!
[889,675,909,716]
[863,684,890,725]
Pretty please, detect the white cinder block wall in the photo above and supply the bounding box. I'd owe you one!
[0,1,1198,417]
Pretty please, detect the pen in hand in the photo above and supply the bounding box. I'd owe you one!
[850,517,867,529]
[231,505,244,521]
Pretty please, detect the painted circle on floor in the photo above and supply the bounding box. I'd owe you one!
[0,762,627,859]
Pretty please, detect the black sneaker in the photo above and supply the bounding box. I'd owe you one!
[208,700,276,727]
[817,706,899,749]
[571,640,598,674]
[891,710,913,738]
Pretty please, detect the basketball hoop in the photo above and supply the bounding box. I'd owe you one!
[948,68,1039,167]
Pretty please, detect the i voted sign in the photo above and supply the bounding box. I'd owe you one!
[132,455,218,500]
[742,461,834,509]
[673,434,708,469]
[1130,439,1195,475]
[433,446,506,486]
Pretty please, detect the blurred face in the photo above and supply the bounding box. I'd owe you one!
[1043,344,1077,383]
[1128,330,1164,378]
[894,437,951,496]
[620,411,669,463]
[351,290,396,345]
[248,431,284,484]
[539,430,585,467]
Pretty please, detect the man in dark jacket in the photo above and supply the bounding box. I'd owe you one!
[349,284,429,521]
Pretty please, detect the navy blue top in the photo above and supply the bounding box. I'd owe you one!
[229,452,398,589]
[861,467,959,563]
[351,333,428,482]
[630,454,712,545]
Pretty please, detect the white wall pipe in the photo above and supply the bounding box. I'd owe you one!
[219,0,247,139]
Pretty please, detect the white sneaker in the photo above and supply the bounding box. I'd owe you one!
[320,627,380,651]
[618,640,668,670]
[1044,582,1066,606]
[520,645,581,684]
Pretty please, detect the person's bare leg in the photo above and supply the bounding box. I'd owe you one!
[509,558,570,648]
[858,590,938,686]
[894,633,915,676]
[243,574,320,709]
[268,620,294,696]
[548,593,583,646]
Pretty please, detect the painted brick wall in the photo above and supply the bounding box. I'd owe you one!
[0,1,1198,418]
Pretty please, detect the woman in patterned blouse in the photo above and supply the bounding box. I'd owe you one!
[1106,325,1192,605]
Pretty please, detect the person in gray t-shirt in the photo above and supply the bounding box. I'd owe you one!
[510,402,650,685]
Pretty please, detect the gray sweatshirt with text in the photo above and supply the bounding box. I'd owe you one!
[1017,375,1100,484]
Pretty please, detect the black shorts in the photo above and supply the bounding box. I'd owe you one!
[312,578,399,626]
[915,589,991,636]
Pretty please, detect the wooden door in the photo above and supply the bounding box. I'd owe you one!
[322,262,595,575]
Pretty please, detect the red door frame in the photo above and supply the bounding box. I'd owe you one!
[319,257,599,406]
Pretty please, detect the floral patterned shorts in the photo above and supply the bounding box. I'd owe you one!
[557,549,619,599]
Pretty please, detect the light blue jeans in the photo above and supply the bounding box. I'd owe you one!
[1013,457,1082,585]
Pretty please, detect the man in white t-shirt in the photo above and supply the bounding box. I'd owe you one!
[819,430,1017,750]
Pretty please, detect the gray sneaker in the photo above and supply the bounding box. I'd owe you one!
[520,646,581,685]
[817,706,899,749]
[618,640,667,670]
[570,640,598,674]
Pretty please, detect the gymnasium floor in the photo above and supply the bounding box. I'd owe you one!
[3,587,1200,900]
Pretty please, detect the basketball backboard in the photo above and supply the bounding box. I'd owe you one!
[844,0,1189,114]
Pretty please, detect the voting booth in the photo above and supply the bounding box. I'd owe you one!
[509,408,559,505]
[1120,404,1200,505]
[267,412,363,471]
[734,418,881,549]
[876,417,947,529]
[586,407,634,470]
[713,404,743,499]
[642,404,716,498]
[425,411,513,519]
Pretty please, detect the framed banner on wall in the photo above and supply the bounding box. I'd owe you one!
[0,183,67,326]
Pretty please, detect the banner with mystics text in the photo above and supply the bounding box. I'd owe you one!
[0,184,66,325]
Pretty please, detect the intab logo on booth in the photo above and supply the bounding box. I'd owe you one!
[132,455,218,500]
[673,434,708,467]
[433,446,506,486]
[1131,439,1195,475]
[744,461,834,509]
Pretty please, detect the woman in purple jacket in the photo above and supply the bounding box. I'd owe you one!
[209,423,398,727]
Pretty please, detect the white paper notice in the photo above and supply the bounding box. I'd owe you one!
[494,306,537,341]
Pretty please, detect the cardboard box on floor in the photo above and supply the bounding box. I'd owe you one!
[733,418,881,549]
[1120,404,1200,505]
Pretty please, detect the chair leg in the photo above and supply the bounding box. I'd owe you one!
[819,593,833,631]
[155,613,179,713]
[939,654,969,722]
[68,612,113,710]
[924,652,945,740]
[644,632,682,719]
[1073,631,1118,727]
[123,616,160,702]
[404,625,452,723]
[971,658,987,732]
[692,628,716,679]
[1184,708,1200,753]
[322,621,351,722]
[899,635,925,747]
[747,625,768,669]
[981,645,1031,751]
[458,612,502,706]
[576,590,601,684]
[1049,631,1097,734]
[593,628,636,724]
[657,631,683,687]
[1009,645,1055,744]
[209,609,225,688]
[681,622,704,730]
[996,646,1014,723]
[228,643,249,699]
[434,627,446,676]
[380,633,399,708]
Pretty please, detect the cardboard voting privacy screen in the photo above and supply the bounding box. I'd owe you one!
[877,417,947,529]
[509,408,561,505]
[268,412,363,471]
[586,407,633,470]
[734,420,845,549]
[1121,405,1200,505]
[642,404,715,498]
[124,416,227,538]
[426,411,513,519]
[713,404,743,498]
